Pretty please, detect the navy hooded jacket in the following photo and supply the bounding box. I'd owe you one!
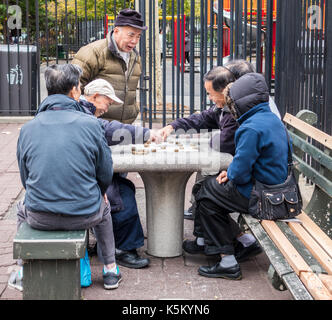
[79,98,150,212]
[226,73,289,199]
[17,94,113,216]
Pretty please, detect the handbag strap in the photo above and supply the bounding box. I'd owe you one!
[284,126,293,167]
[252,125,294,184]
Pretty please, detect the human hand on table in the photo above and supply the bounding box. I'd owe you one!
[216,170,229,184]
[148,129,163,144]
[158,125,174,141]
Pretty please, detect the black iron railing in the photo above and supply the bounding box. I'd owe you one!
[0,0,331,134]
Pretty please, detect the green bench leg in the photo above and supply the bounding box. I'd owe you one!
[268,265,287,291]
[23,259,81,300]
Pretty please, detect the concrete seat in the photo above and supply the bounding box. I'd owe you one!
[13,222,87,300]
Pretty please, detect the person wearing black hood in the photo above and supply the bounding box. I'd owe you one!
[185,72,289,280]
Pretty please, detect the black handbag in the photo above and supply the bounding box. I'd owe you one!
[248,128,303,220]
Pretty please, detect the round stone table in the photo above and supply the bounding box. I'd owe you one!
[110,138,233,257]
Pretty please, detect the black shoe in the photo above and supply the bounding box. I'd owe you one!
[184,207,194,220]
[235,240,263,263]
[88,242,98,256]
[183,210,194,220]
[198,263,242,280]
[182,239,205,254]
[115,250,150,269]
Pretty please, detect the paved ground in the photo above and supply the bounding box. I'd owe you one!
[0,120,296,300]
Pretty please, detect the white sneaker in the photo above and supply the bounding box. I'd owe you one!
[8,267,23,292]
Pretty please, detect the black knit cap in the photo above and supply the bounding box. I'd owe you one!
[115,8,148,30]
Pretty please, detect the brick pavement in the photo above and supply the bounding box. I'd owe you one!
[0,122,25,300]
[0,123,24,217]
[0,121,293,300]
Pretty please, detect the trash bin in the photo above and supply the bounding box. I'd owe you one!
[57,44,66,59]
[0,44,37,116]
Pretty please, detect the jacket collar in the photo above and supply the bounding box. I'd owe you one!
[212,105,230,114]
[36,94,87,115]
[79,96,96,115]
[237,102,270,125]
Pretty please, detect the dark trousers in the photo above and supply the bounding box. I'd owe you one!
[193,175,249,255]
[111,182,144,251]
[17,200,116,265]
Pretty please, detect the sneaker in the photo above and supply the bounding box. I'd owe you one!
[103,267,122,290]
[8,268,23,292]
[198,262,242,280]
[182,239,205,254]
[235,240,263,263]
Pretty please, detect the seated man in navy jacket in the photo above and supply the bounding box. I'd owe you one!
[79,78,162,269]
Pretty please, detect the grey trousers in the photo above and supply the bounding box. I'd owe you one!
[17,200,116,265]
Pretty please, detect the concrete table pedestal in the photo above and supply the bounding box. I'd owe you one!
[140,171,193,257]
[111,140,233,258]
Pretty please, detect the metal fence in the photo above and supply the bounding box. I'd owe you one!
[275,0,331,134]
[0,0,331,134]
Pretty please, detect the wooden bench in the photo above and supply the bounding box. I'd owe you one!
[239,110,332,300]
[13,222,87,300]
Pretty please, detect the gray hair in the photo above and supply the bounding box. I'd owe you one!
[224,59,255,80]
[44,64,82,96]
[203,66,235,92]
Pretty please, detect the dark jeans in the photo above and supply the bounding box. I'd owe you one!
[17,200,116,265]
[193,176,249,255]
[111,182,144,251]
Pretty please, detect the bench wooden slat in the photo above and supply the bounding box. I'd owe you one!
[293,154,332,197]
[298,213,332,259]
[276,221,327,274]
[319,274,332,294]
[242,214,312,299]
[300,272,332,300]
[288,222,332,274]
[261,220,312,275]
[261,221,332,300]
[242,214,294,276]
[284,113,332,150]
[289,131,332,172]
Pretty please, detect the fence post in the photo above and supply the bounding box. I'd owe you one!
[324,0,332,135]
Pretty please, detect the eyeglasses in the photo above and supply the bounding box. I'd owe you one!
[125,31,141,41]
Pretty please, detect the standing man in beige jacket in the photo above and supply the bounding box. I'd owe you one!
[72,8,147,124]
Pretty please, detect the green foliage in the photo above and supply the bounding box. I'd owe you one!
[0,0,199,46]
[0,0,53,40]
[47,0,135,20]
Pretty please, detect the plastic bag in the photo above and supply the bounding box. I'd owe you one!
[80,249,92,287]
